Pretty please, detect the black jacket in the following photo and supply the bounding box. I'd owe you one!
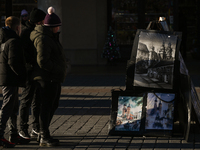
[0,26,27,87]
[20,21,36,70]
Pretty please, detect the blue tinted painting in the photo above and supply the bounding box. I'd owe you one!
[115,96,143,131]
[145,93,175,130]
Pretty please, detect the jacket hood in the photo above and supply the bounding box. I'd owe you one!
[0,26,19,44]
[30,25,54,42]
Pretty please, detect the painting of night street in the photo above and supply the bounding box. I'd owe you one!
[115,96,143,131]
[145,93,174,130]
[134,31,178,89]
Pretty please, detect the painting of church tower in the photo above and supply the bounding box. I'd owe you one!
[122,104,127,118]
[159,101,162,115]
[159,41,166,60]
[148,45,158,66]
[127,104,131,119]
[165,42,173,60]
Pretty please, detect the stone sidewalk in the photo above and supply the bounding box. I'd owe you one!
[2,74,200,150]
[3,85,200,150]
[1,54,200,149]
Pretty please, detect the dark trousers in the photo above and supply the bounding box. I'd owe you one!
[0,86,19,137]
[19,81,40,130]
[36,80,61,133]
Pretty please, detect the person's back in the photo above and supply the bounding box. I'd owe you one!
[0,19,26,86]
[0,16,27,148]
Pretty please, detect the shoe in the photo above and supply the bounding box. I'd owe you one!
[37,134,59,145]
[0,137,15,148]
[39,137,57,147]
[9,134,30,145]
[19,129,30,139]
[30,128,39,139]
[39,131,59,147]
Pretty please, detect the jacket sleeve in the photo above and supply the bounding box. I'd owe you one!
[8,39,27,77]
[35,37,64,74]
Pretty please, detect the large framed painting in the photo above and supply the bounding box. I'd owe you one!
[126,30,181,90]
[134,30,178,89]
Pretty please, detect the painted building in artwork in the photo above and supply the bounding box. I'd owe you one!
[137,43,149,62]
[146,41,174,84]
[159,41,167,60]
[122,104,127,118]
[148,45,158,66]
[126,104,131,119]
[165,42,173,60]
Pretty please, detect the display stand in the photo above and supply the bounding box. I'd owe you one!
[108,20,200,141]
[109,20,200,141]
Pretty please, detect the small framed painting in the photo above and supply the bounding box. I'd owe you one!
[144,92,175,136]
[115,95,143,131]
[108,90,146,136]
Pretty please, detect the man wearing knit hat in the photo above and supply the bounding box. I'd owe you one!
[18,8,46,143]
[30,6,67,147]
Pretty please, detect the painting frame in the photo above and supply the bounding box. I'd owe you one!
[126,29,182,91]
[108,89,146,136]
[144,92,176,137]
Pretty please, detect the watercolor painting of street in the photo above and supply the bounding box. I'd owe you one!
[115,96,143,131]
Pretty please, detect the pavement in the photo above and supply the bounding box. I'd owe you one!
[1,52,200,149]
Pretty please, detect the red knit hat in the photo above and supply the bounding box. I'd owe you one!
[44,6,61,27]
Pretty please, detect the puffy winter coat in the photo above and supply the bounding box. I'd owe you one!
[0,26,27,87]
[20,21,36,69]
[30,25,67,83]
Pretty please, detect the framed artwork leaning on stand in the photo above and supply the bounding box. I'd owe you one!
[126,29,182,91]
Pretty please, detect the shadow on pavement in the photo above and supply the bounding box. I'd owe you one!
[62,75,126,86]
[55,98,111,115]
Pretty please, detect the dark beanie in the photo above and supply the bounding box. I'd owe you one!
[44,6,61,27]
[30,8,46,23]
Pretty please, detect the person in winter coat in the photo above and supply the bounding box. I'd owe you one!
[18,8,46,141]
[20,9,29,31]
[0,16,27,148]
[30,6,67,147]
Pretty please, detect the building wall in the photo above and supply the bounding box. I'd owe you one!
[38,0,107,65]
